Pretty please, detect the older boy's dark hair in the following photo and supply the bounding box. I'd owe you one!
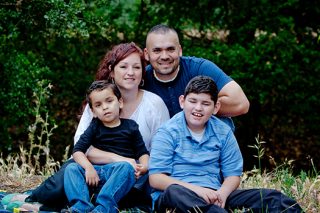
[86,80,121,109]
[184,76,218,104]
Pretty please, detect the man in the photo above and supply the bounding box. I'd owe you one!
[143,24,250,129]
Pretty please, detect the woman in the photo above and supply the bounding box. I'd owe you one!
[2,42,169,212]
[76,42,169,152]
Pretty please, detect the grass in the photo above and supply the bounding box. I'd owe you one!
[243,136,320,212]
[0,81,319,212]
[1,139,319,212]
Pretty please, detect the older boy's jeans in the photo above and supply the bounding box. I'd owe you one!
[64,162,135,213]
[154,184,303,213]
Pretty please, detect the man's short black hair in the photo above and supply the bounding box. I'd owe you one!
[147,24,177,35]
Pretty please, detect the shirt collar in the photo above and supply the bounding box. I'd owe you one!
[153,65,180,83]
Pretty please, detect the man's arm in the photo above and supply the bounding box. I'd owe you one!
[149,173,222,204]
[217,81,250,117]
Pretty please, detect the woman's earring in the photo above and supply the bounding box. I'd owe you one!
[139,79,144,87]
[111,78,115,84]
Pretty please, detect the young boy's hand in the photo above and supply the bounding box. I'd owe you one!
[85,166,100,187]
[135,164,148,179]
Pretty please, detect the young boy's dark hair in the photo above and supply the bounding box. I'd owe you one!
[86,80,121,108]
[184,75,218,104]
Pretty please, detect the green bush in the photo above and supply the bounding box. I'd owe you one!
[0,0,319,171]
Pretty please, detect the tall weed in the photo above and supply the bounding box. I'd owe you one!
[0,80,66,191]
[243,136,320,212]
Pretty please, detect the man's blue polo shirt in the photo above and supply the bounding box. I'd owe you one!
[149,111,243,201]
[144,56,232,118]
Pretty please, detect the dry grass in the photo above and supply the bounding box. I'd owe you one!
[0,149,59,193]
[0,150,319,212]
[243,137,320,213]
[241,170,320,212]
[0,174,44,194]
[0,81,64,194]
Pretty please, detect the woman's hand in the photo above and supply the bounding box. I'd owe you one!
[135,164,148,179]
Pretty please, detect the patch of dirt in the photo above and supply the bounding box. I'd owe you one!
[0,175,45,193]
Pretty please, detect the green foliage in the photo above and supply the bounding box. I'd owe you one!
[0,0,319,171]
[0,50,52,149]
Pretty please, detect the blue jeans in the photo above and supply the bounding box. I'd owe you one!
[64,162,135,213]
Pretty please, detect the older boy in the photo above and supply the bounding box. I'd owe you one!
[149,76,302,212]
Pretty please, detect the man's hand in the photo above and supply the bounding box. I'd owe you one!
[85,165,99,187]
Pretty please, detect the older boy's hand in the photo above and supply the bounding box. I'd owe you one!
[215,190,229,208]
[85,166,100,187]
[192,186,222,205]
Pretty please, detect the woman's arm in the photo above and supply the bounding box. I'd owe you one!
[74,104,93,144]
[86,146,136,167]
[136,154,149,177]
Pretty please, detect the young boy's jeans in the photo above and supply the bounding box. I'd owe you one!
[64,162,135,213]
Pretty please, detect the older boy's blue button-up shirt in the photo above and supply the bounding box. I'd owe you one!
[149,111,243,201]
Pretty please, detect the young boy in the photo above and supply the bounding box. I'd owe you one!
[149,76,302,212]
[64,80,149,213]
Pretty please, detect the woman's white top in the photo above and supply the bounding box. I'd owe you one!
[74,90,170,151]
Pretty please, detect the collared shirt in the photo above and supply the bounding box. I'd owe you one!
[149,111,243,201]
